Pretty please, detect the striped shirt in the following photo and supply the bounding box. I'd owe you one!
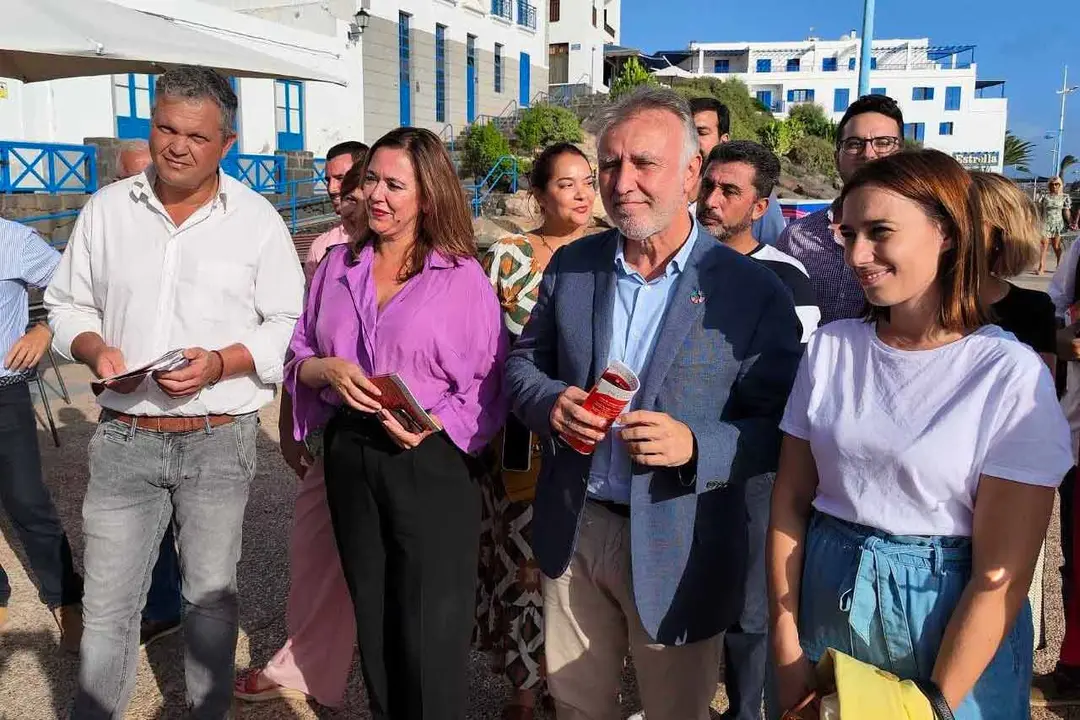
[774,206,865,325]
[747,243,820,344]
[0,218,60,379]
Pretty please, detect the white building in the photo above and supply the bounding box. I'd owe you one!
[548,0,620,96]
[655,34,1008,172]
[0,0,357,159]
[0,0,551,162]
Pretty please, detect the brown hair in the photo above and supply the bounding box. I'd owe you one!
[970,172,1041,278]
[339,156,367,199]
[349,127,476,279]
[839,149,987,332]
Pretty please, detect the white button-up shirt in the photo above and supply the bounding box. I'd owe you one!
[45,168,304,416]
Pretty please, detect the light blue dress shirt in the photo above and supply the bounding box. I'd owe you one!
[587,221,700,504]
[0,218,60,379]
[751,192,787,246]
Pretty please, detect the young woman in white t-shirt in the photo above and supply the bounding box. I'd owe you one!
[767,149,1073,719]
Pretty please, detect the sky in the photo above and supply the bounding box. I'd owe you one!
[620,0,1079,179]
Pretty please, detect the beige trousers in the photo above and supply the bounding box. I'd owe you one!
[544,501,722,720]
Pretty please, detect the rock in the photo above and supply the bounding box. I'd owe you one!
[497,190,538,221]
[473,216,514,251]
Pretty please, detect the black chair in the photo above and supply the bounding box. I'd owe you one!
[26,301,71,447]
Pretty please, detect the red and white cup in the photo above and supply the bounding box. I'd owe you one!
[563,361,640,455]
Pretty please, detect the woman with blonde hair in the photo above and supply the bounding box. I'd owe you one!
[971,172,1056,371]
[1037,176,1072,274]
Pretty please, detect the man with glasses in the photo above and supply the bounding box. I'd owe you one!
[776,94,905,324]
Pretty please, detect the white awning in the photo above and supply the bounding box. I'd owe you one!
[0,0,346,84]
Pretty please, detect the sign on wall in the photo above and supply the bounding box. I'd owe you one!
[953,150,1001,171]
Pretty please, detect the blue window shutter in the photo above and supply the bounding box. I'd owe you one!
[945,86,961,111]
[807,89,815,102]
[848,57,856,70]
[870,57,877,70]
[823,57,837,72]
[833,88,850,112]
[871,87,886,96]
[787,89,795,102]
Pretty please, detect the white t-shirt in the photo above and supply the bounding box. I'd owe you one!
[781,319,1073,536]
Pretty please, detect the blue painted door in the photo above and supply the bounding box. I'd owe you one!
[115,73,154,139]
[756,90,773,111]
[519,52,531,108]
[467,36,477,124]
[275,80,304,151]
[399,13,412,126]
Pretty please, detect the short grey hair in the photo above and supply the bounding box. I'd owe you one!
[153,65,238,136]
[114,139,148,163]
[594,86,699,167]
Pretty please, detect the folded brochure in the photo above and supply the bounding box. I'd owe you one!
[92,349,189,392]
[368,373,442,434]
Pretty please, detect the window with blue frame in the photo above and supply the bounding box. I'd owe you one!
[495,43,504,93]
[714,58,729,73]
[939,122,954,136]
[912,87,934,101]
[871,57,877,69]
[756,58,772,73]
[435,25,447,121]
[787,88,815,103]
[786,58,800,72]
[274,79,304,151]
[945,86,961,111]
[114,73,155,139]
[904,123,925,142]
[823,57,838,72]
[849,57,877,70]
[398,12,412,126]
[834,88,851,112]
[871,87,886,96]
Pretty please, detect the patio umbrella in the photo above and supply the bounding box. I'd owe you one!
[0,0,346,84]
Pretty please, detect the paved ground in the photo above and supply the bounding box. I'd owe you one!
[0,256,1076,719]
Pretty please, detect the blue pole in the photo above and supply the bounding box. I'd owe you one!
[857,0,875,97]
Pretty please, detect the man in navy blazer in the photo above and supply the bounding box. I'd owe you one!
[505,87,802,720]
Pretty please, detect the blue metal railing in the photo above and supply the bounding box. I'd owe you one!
[312,158,327,185]
[491,0,512,21]
[222,153,286,194]
[516,1,537,29]
[439,124,456,153]
[465,155,518,217]
[0,141,97,194]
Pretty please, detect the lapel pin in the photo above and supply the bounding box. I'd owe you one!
[690,290,706,304]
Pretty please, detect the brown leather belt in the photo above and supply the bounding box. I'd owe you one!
[110,413,236,434]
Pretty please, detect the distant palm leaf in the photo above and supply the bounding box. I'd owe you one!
[1004,131,1035,169]
[1061,154,1078,177]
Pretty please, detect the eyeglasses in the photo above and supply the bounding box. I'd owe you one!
[837,136,902,156]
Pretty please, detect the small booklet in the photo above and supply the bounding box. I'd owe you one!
[91,349,189,394]
[368,373,442,434]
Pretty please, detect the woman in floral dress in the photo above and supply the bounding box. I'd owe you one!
[476,143,595,720]
[1038,176,1072,274]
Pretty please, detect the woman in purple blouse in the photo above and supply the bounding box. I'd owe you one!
[283,127,507,719]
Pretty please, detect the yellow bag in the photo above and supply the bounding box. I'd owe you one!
[783,649,939,719]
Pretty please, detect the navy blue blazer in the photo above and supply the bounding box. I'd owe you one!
[504,227,801,645]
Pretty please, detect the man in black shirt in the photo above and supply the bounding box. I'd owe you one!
[698,141,820,346]
[693,140,819,720]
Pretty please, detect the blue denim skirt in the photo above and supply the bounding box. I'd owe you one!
[798,511,1032,720]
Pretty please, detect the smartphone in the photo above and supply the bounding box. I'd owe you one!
[501,416,532,473]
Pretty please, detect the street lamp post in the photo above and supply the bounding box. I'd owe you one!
[857,0,875,97]
[1053,65,1079,177]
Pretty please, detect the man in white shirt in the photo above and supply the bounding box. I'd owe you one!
[45,66,304,719]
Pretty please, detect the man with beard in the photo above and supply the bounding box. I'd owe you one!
[698,141,819,347]
[694,140,817,720]
[505,87,801,720]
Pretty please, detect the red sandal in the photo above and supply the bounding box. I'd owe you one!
[233,668,308,703]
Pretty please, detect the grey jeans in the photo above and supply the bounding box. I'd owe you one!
[71,413,258,720]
